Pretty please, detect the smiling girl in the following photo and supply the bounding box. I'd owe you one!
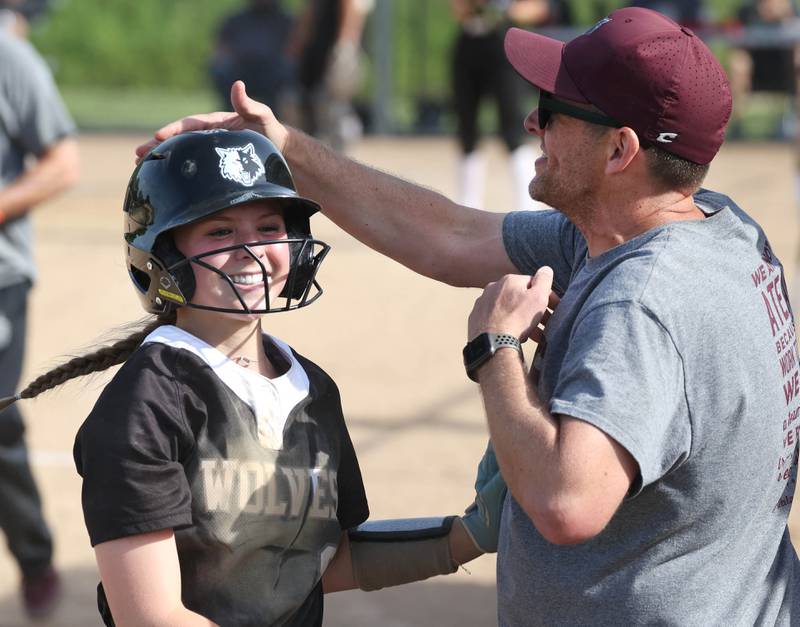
[84,130,370,626]
[1,129,498,626]
[2,129,365,626]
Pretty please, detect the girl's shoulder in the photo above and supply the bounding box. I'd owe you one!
[76,342,194,464]
[114,339,192,385]
[90,341,187,419]
[267,335,338,392]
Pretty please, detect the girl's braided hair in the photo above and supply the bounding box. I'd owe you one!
[0,311,177,411]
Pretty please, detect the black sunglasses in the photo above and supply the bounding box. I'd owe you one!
[537,92,621,129]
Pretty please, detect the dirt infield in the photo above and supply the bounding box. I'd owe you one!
[0,135,797,626]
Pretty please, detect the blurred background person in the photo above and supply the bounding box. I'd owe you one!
[450,0,571,212]
[0,0,48,37]
[0,2,26,36]
[209,0,297,117]
[288,0,373,151]
[728,0,799,140]
[0,0,79,619]
[627,0,707,27]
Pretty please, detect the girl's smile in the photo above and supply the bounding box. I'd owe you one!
[172,201,291,315]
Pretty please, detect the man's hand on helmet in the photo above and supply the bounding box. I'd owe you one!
[135,81,288,161]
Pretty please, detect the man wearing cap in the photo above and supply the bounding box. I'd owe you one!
[141,7,800,623]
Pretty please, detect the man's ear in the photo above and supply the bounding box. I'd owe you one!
[605,127,640,175]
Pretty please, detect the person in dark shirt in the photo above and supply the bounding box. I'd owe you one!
[2,129,500,626]
[450,0,570,212]
[209,0,295,115]
[288,0,372,149]
[728,0,799,138]
[627,0,706,27]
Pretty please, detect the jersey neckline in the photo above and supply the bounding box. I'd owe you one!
[142,324,310,450]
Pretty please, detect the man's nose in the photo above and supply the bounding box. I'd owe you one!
[524,108,544,137]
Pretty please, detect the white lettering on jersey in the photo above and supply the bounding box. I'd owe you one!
[309,471,329,519]
[264,468,287,516]
[282,467,310,517]
[240,461,266,513]
[201,459,237,511]
[200,458,337,520]
[309,451,334,518]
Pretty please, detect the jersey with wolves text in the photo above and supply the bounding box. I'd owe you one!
[73,325,368,627]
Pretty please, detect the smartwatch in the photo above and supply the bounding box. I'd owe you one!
[462,332,522,382]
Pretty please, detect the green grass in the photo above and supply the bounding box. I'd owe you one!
[732,94,795,140]
[61,86,222,132]
[61,84,791,140]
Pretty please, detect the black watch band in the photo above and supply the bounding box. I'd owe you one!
[462,332,523,382]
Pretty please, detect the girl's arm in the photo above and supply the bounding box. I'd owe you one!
[94,529,218,627]
[322,532,355,593]
[321,519,484,594]
[323,443,503,594]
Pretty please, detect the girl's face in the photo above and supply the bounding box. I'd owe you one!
[173,201,291,315]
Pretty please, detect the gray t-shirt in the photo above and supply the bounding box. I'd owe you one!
[0,30,76,288]
[499,189,800,625]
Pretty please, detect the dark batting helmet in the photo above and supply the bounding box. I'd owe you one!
[124,129,330,315]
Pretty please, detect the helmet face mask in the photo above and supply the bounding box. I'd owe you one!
[124,129,329,316]
[163,237,330,314]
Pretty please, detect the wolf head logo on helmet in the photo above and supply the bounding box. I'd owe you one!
[215,143,265,187]
[124,129,329,316]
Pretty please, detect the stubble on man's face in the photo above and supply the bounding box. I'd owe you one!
[530,123,608,225]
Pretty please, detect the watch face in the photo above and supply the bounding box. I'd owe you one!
[463,333,493,366]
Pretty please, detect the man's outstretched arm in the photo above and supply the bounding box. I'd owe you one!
[138,81,521,289]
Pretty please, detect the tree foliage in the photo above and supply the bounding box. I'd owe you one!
[30,0,242,89]
[29,0,741,96]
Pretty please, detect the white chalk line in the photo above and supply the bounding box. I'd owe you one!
[29,449,74,467]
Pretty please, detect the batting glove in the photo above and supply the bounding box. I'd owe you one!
[460,440,507,553]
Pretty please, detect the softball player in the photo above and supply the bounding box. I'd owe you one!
[450,0,566,212]
[1,129,501,626]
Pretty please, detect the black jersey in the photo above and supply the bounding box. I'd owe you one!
[73,325,369,627]
[298,0,341,88]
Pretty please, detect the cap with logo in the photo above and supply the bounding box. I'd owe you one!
[504,7,731,165]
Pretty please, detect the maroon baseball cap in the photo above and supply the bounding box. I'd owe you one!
[504,7,731,164]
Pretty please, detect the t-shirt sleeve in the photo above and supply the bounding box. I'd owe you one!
[502,210,586,296]
[73,352,194,546]
[335,435,369,530]
[548,302,691,495]
[0,37,76,155]
[329,384,369,530]
[293,351,370,530]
